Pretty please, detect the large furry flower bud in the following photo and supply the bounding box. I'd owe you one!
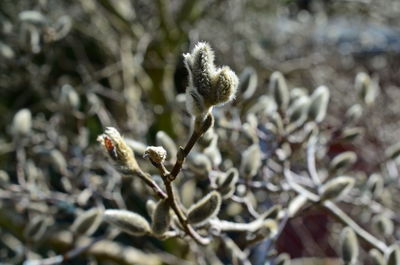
[184,42,238,117]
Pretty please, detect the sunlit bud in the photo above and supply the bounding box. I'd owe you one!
[144,146,167,164]
[104,209,150,236]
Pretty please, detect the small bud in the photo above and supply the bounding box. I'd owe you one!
[71,208,102,236]
[240,144,262,179]
[274,253,290,265]
[103,209,150,236]
[144,146,167,164]
[12,108,32,135]
[19,10,47,25]
[288,96,309,125]
[238,67,258,100]
[367,173,383,198]
[355,72,375,105]
[369,249,385,265]
[372,214,394,236]
[307,86,330,123]
[146,199,157,218]
[340,227,359,265]
[217,168,239,199]
[385,142,400,161]
[290,87,307,103]
[24,216,49,242]
[339,127,364,142]
[187,191,221,226]
[270,71,289,111]
[246,95,277,116]
[187,152,212,177]
[329,151,357,172]
[97,127,138,171]
[386,245,400,265]
[345,104,363,123]
[60,84,80,110]
[0,42,15,59]
[156,131,177,160]
[319,176,355,201]
[151,199,171,235]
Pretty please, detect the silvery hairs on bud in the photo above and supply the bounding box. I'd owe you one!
[103,209,150,236]
[187,191,222,226]
[144,146,167,164]
[184,42,238,117]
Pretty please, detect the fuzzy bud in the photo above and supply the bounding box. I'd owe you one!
[187,191,221,226]
[238,67,258,100]
[60,84,80,110]
[319,176,355,201]
[187,152,212,177]
[386,245,400,265]
[367,173,383,198]
[372,214,394,236]
[144,146,167,164]
[71,208,102,236]
[345,104,363,123]
[307,86,330,123]
[103,209,150,236]
[184,42,238,117]
[24,216,49,242]
[156,131,177,160]
[97,127,138,172]
[369,249,385,265]
[355,72,375,105]
[12,108,32,136]
[217,168,239,199]
[269,71,289,111]
[146,199,157,218]
[340,227,359,265]
[329,151,357,172]
[151,199,171,235]
[385,142,400,161]
[339,127,364,142]
[240,144,262,179]
[288,96,309,125]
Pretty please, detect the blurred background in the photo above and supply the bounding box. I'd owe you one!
[1,0,400,264]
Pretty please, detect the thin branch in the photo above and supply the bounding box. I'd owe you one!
[322,200,387,252]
